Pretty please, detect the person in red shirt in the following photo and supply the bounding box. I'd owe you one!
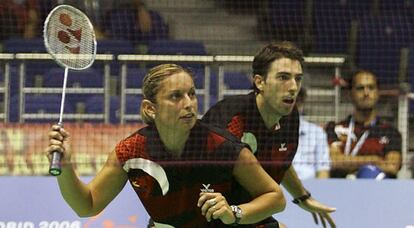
[325,70,402,178]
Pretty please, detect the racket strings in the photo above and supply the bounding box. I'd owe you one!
[45,6,96,70]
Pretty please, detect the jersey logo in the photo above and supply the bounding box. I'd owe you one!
[241,132,257,154]
[279,143,287,152]
[131,180,141,188]
[123,158,170,196]
[200,184,214,193]
[379,136,389,144]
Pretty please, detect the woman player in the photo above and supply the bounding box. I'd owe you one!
[45,64,286,227]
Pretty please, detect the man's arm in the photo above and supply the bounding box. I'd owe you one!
[329,142,380,170]
[329,142,400,175]
[281,166,336,228]
[281,165,307,198]
[375,151,401,176]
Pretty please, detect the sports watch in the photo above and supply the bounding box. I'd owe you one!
[230,205,243,226]
[292,190,311,204]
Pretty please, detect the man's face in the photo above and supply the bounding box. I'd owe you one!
[258,57,303,117]
[351,72,379,111]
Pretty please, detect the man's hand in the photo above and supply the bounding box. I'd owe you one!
[297,197,336,228]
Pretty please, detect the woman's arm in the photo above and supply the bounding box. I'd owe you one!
[232,147,286,224]
[46,125,128,217]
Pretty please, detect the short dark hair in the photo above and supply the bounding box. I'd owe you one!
[346,69,379,90]
[252,41,304,92]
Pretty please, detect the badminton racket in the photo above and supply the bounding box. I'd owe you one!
[43,4,97,176]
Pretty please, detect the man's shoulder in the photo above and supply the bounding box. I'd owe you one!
[212,93,251,108]
[202,93,253,124]
[375,119,402,136]
[198,121,242,143]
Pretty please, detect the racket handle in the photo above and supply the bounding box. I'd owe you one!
[49,151,62,176]
[49,122,64,176]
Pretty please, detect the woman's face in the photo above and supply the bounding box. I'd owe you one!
[153,71,198,132]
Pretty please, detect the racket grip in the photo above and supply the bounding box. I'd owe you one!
[49,122,64,176]
[49,151,62,176]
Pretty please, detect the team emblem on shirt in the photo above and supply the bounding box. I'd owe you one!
[379,136,389,144]
[241,132,258,154]
[200,184,214,193]
[278,143,287,152]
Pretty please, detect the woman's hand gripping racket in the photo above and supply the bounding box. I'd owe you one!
[43,5,96,176]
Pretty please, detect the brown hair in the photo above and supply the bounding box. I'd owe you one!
[140,64,194,124]
[252,41,304,92]
[346,69,379,90]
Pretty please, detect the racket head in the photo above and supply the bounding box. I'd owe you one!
[43,4,97,70]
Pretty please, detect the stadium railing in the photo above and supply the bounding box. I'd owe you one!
[117,54,214,123]
[13,53,113,123]
[0,53,14,122]
[1,53,413,177]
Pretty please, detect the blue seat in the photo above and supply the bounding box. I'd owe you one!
[43,68,103,88]
[104,9,137,43]
[85,95,120,123]
[147,39,207,55]
[121,94,143,123]
[97,39,136,55]
[3,38,58,88]
[125,68,147,89]
[197,94,204,115]
[3,38,46,53]
[135,10,169,43]
[379,0,413,19]
[95,39,137,75]
[313,0,371,54]
[125,95,143,115]
[224,71,252,89]
[147,39,207,70]
[407,43,414,113]
[263,0,305,42]
[191,68,207,89]
[105,9,169,44]
[4,66,19,98]
[9,94,74,123]
[43,67,104,105]
[357,14,414,85]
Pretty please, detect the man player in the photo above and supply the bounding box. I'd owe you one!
[203,41,336,228]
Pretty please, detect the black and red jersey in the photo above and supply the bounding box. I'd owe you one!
[202,92,300,184]
[325,115,402,178]
[115,121,247,228]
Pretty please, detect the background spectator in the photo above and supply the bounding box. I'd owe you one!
[0,0,40,40]
[62,0,116,40]
[105,0,168,44]
[325,70,402,178]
